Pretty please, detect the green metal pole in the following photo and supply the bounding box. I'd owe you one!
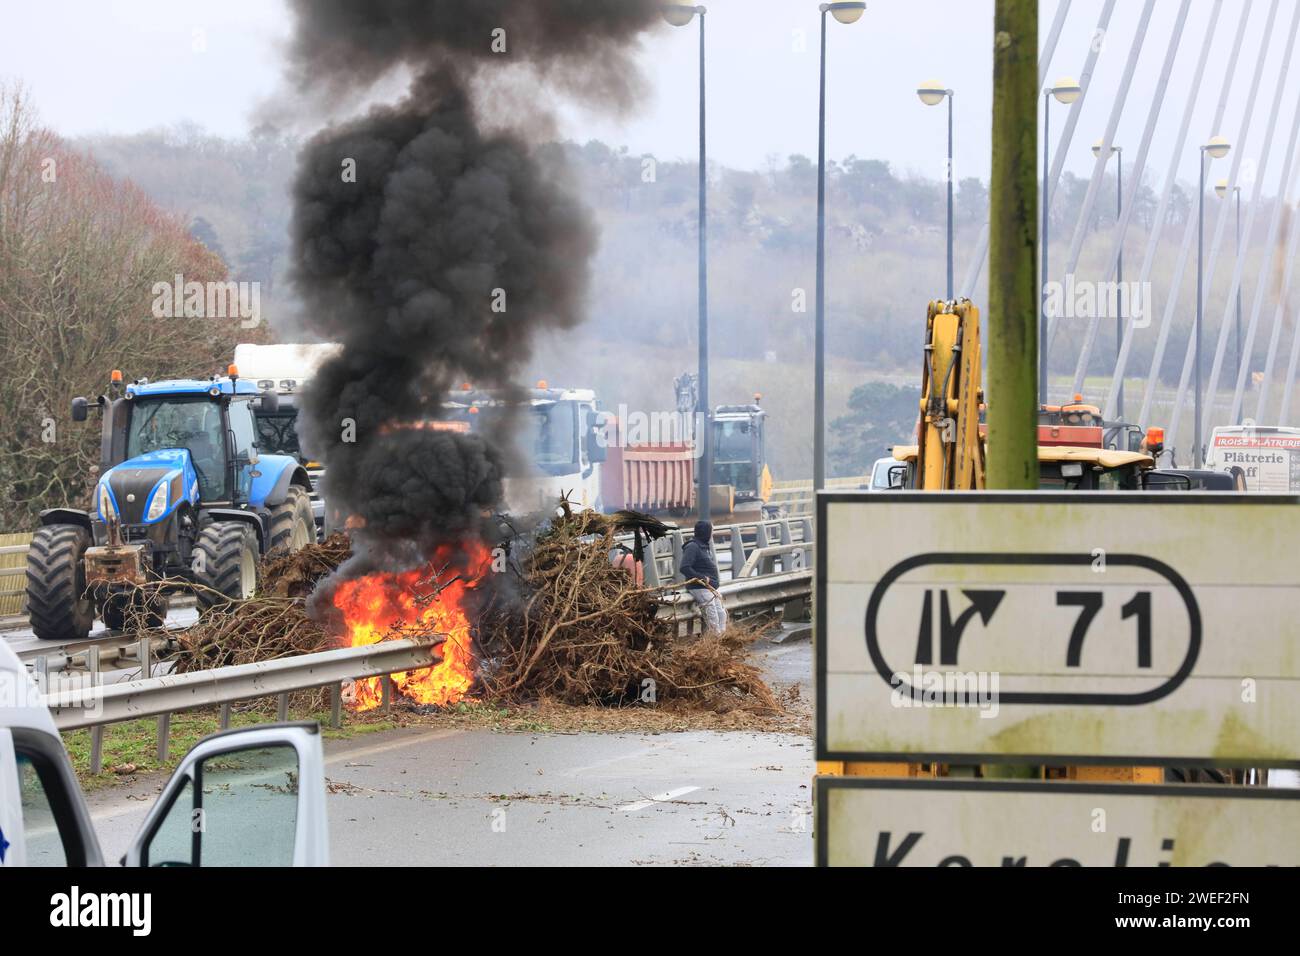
[986,0,1039,491]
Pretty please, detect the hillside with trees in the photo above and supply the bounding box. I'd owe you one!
[65,125,1290,480]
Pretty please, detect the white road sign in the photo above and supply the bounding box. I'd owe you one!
[816,492,1300,766]
[816,777,1300,867]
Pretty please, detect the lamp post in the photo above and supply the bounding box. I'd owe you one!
[1196,136,1231,466]
[1093,140,1123,419]
[663,4,711,521]
[813,1,866,492]
[1040,77,1081,406]
[1216,178,1243,384]
[918,81,955,299]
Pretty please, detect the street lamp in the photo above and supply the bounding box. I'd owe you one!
[663,4,711,521]
[1093,140,1124,419]
[1196,136,1231,466]
[917,80,955,299]
[1041,77,1082,406]
[1216,178,1243,384]
[814,2,866,493]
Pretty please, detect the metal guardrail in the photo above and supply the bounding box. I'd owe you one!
[39,636,442,773]
[655,569,812,630]
[626,515,815,587]
[42,636,441,731]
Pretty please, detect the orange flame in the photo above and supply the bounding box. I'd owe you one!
[332,542,490,710]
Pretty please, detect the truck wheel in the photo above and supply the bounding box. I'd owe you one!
[268,485,314,554]
[26,525,95,641]
[102,591,169,631]
[193,522,258,612]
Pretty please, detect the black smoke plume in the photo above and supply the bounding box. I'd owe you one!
[284,0,659,578]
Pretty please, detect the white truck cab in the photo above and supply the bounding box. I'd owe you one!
[446,383,605,515]
[0,641,328,867]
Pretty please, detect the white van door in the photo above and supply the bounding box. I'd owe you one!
[123,722,329,867]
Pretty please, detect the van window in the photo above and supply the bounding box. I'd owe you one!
[17,753,68,866]
[138,744,300,867]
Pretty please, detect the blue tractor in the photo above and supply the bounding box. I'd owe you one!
[25,367,315,641]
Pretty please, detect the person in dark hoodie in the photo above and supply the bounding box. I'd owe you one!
[679,520,727,635]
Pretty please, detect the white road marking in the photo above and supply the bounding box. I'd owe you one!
[325,728,463,765]
[617,786,700,813]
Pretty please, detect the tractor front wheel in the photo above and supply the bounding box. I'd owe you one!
[268,485,314,553]
[193,522,258,613]
[26,524,95,641]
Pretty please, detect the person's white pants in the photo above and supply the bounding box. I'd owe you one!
[689,588,728,635]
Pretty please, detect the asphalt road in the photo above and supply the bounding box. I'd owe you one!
[84,639,816,867]
[3,606,198,652]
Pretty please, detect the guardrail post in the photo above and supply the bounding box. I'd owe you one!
[800,517,813,544]
[156,712,170,763]
[219,702,231,730]
[669,530,684,582]
[381,674,392,714]
[779,519,793,545]
[83,646,104,774]
[330,683,343,729]
[277,692,289,722]
[642,539,662,587]
[34,655,48,696]
[90,725,104,776]
[730,531,745,574]
[137,636,151,680]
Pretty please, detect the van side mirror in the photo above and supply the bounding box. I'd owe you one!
[71,397,88,422]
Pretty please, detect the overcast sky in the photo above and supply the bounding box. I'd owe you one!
[1,0,1297,199]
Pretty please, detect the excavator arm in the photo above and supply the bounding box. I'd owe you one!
[916,300,986,490]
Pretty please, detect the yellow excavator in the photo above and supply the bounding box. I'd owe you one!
[817,299,1163,783]
[891,299,1158,492]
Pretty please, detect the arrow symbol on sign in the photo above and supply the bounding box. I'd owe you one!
[914,589,1005,665]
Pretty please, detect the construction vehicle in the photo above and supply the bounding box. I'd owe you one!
[449,377,773,518]
[25,367,314,641]
[446,383,607,513]
[915,300,986,490]
[825,300,1236,786]
[892,442,1159,490]
[712,398,774,510]
[1038,394,1145,452]
[234,342,342,531]
[901,299,1175,491]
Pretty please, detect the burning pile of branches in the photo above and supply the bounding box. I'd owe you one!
[171,533,352,672]
[166,512,776,718]
[476,506,779,714]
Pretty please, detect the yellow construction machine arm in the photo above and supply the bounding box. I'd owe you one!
[915,300,986,490]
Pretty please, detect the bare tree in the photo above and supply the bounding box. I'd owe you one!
[0,83,266,528]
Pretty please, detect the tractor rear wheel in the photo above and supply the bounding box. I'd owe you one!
[268,485,314,553]
[193,522,258,613]
[26,525,95,641]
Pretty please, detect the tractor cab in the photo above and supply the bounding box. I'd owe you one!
[110,378,263,505]
[712,398,772,506]
[27,367,314,643]
[1036,446,1154,490]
